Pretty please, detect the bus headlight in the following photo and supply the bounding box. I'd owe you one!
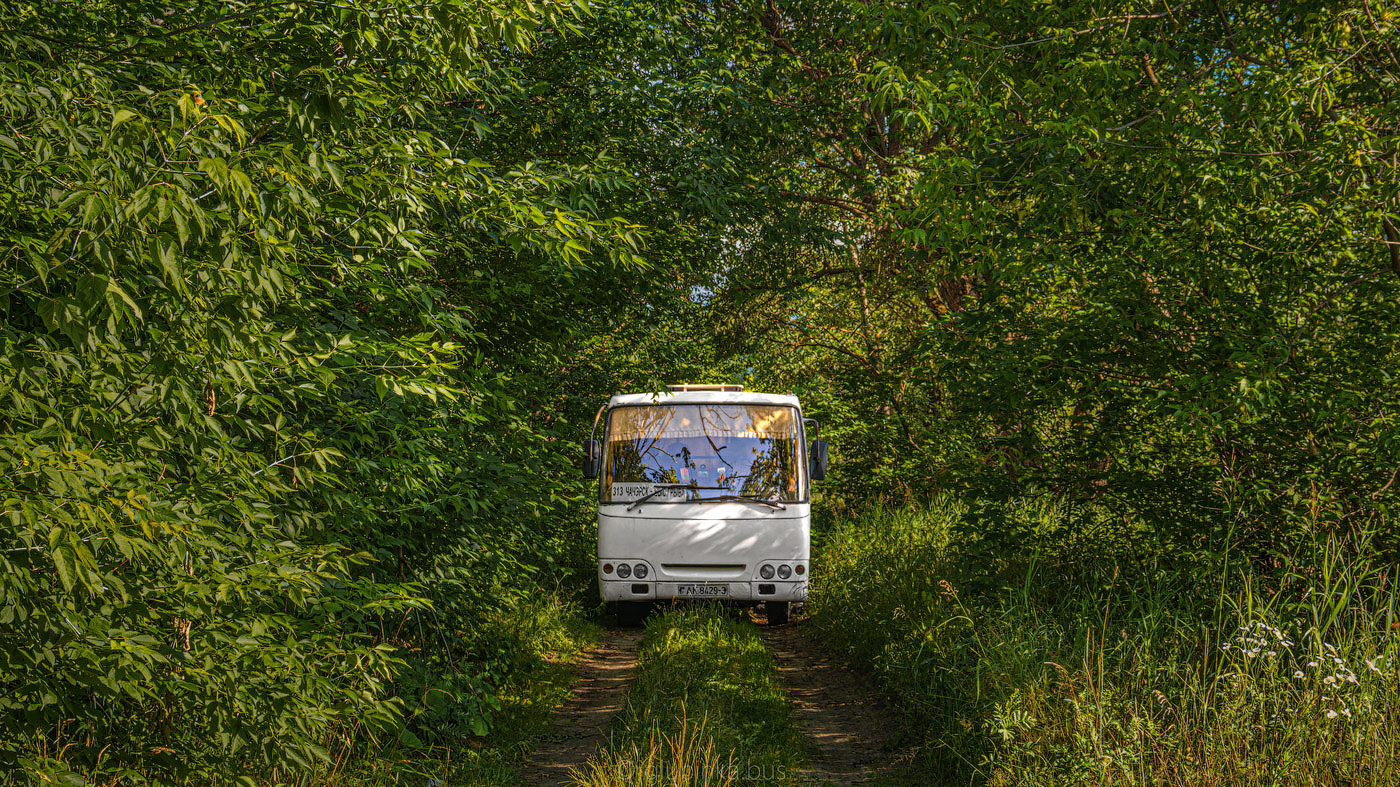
[603,563,614,574]
[777,564,792,579]
[617,563,632,579]
[633,563,648,579]
[760,564,775,580]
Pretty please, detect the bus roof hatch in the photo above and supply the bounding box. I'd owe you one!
[666,383,744,393]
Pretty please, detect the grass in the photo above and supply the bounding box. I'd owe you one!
[301,591,603,786]
[807,499,1400,786]
[573,605,806,786]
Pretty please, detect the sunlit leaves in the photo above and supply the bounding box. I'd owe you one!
[0,0,649,781]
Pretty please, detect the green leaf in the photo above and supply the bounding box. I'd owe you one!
[53,547,76,592]
[153,236,180,284]
[105,279,143,321]
[75,273,110,311]
[110,109,141,132]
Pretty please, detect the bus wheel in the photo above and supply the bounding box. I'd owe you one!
[617,600,650,628]
[766,601,789,626]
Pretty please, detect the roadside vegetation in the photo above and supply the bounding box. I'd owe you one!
[443,596,602,787]
[809,501,1400,786]
[1,0,694,782]
[18,590,599,786]
[4,0,1399,783]
[575,606,805,787]
[303,594,601,787]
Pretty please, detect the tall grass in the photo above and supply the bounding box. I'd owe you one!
[574,606,804,786]
[575,708,742,787]
[808,500,1400,785]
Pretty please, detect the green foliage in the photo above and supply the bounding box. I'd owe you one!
[5,0,1400,782]
[0,0,662,781]
[304,593,602,787]
[660,0,1400,553]
[809,502,1400,785]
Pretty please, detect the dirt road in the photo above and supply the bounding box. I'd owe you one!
[517,630,641,787]
[761,621,907,785]
[519,615,905,786]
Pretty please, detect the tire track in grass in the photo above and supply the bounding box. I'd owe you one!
[518,630,641,786]
[571,605,807,786]
[762,620,909,785]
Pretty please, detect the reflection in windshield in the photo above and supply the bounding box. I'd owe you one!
[602,404,803,503]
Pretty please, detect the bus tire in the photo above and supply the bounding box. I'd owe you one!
[617,600,650,628]
[766,601,789,626]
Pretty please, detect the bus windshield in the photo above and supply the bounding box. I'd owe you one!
[602,404,804,503]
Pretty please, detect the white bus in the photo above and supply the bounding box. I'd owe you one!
[581,384,828,626]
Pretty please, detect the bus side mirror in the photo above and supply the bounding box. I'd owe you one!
[809,440,829,481]
[582,439,601,480]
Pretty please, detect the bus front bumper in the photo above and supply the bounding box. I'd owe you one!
[600,580,807,602]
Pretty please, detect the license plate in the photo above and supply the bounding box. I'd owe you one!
[677,583,728,597]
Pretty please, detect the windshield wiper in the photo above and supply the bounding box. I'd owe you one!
[624,484,725,511]
[694,494,787,511]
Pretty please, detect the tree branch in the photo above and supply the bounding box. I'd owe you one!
[1384,216,1400,278]
[776,190,868,217]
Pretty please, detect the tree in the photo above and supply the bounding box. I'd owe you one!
[0,0,663,780]
[657,0,1400,552]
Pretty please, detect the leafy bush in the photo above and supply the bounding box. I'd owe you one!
[303,592,601,787]
[0,0,642,781]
